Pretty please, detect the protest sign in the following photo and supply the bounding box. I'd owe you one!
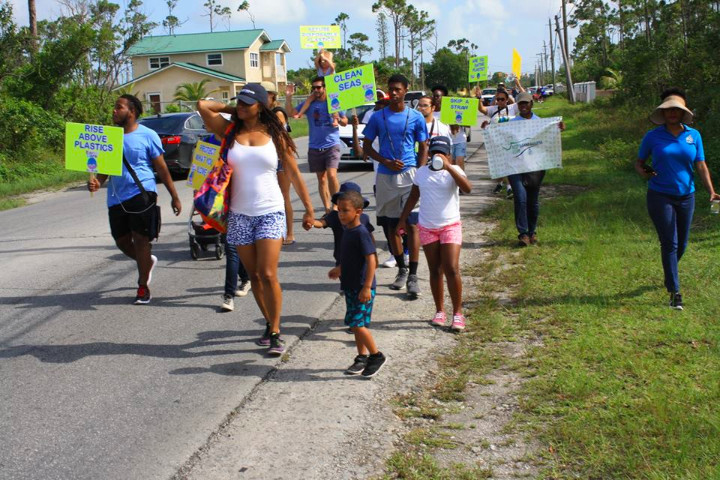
[65,122,123,176]
[484,117,563,179]
[187,140,221,190]
[440,97,479,126]
[325,64,376,113]
[469,55,489,82]
[299,25,341,49]
[512,48,522,78]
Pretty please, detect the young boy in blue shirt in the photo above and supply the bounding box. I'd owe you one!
[328,190,387,377]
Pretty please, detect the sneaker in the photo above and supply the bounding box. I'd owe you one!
[406,274,421,299]
[390,268,409,290]
[493,182,503,194]
[362,352,387,378]
[506,188,514,199]
[451,313,467,331]
[345,355,368,375]
[256,323,271,346]
[669,292,683,310]
[133,285,151,305]
[148,255,158,285]
[221,294,234,312]
[382,255,397,268]
[267,332,285,355]
[529,233,538,245]
[431,311,447,327]
[518,234,531,247]
[236,280,251,297]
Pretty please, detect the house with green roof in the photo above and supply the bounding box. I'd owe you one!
[116,29,290,113]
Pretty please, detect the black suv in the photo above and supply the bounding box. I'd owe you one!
[139,112,208,177]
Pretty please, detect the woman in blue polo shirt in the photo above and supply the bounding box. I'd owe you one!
[635,88,720,310]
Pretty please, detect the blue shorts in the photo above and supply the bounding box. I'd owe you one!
[453,142,467,158]
[227,211,286,246]
[344,288,375,328]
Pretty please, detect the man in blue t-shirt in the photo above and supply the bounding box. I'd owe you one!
[285,76,348,213]
[88,95,182,305]
[363,74,428,299]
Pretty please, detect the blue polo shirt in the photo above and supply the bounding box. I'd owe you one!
[638,125,705,196]
[362,106,428,174]
[107,124,163,207]
[297,99,346,149]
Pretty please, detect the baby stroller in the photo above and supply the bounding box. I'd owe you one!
[188,208,225,260]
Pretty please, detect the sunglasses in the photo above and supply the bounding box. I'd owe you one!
[311,85,324,90]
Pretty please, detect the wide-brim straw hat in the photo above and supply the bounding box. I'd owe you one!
[649,95,693,125]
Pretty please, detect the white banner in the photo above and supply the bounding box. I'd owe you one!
[485,116,563,179]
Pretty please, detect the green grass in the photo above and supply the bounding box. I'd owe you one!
[383,96,720,479]
[0,154,85,211]
[288,117,308,139]
[488,97,720,478]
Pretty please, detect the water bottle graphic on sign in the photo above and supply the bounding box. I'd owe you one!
[363,84,375,102]
[329,93,341,111]
[85,150,98,173]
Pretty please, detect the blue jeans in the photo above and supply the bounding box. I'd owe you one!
[646,189,695,293]
[508,174,541,237]
[225,238,249,296]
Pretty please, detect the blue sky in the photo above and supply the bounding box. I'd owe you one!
[10,0,575,76]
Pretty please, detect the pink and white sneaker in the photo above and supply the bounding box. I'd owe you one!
[451,313,466,331]
[430,311,446,327]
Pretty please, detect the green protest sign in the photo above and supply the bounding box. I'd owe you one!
[299,25,342,49]
[65,122,123,176]
[325,64,376,113]
[440,97,479,126]
[469,55,489,82]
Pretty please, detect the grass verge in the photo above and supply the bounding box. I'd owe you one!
[0,154,85,211]
[383,96,720,479]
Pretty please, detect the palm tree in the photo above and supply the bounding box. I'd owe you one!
[173,79,218,102]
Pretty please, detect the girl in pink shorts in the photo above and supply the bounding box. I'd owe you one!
[397,136,472,331]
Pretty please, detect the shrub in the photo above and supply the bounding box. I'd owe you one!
[0,96,64,160]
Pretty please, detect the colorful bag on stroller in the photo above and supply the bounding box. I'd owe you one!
[193,124,236,233]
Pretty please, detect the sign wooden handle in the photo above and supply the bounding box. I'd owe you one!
[89,173,95,197]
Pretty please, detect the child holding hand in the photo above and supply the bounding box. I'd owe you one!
[328,190,386,377]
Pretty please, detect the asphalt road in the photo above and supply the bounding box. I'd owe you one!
[0,124,486,480]
[0,134,383,480]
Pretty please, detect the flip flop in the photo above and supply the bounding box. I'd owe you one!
[282,239,296,246]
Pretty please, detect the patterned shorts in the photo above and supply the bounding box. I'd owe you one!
[418,221,463,246]
[344,288,376,328]
[227,211,286,246]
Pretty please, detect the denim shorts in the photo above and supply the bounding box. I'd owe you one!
[344,288,375,328]
[227,211,286,246]
[452,142,467,158]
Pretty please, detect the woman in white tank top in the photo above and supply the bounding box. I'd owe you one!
[198,84,315,355]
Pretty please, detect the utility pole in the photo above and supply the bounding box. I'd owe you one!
[555,14,576,103]
[562,0,571,69]
[542,41,549,83]
[548,18,556,92]
[537,53,544,86]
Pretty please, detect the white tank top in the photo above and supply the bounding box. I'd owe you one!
[227,139,284,216]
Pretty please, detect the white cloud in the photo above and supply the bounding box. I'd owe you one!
[230,0,308,25]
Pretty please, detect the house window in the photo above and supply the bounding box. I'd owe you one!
[207,53,223,66]
[250,53,259,68]
[148,57,170,70]
[276,53,283,66]
[221,91,229,100]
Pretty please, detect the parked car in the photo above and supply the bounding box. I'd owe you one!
[405,90,426,108]
[543,85,555,96]
[337,103,379,168]
[138,112,208,177]
[480,88,497,106]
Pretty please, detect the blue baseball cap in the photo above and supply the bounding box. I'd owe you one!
[331,181,370,208]
[232,83,269,106]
